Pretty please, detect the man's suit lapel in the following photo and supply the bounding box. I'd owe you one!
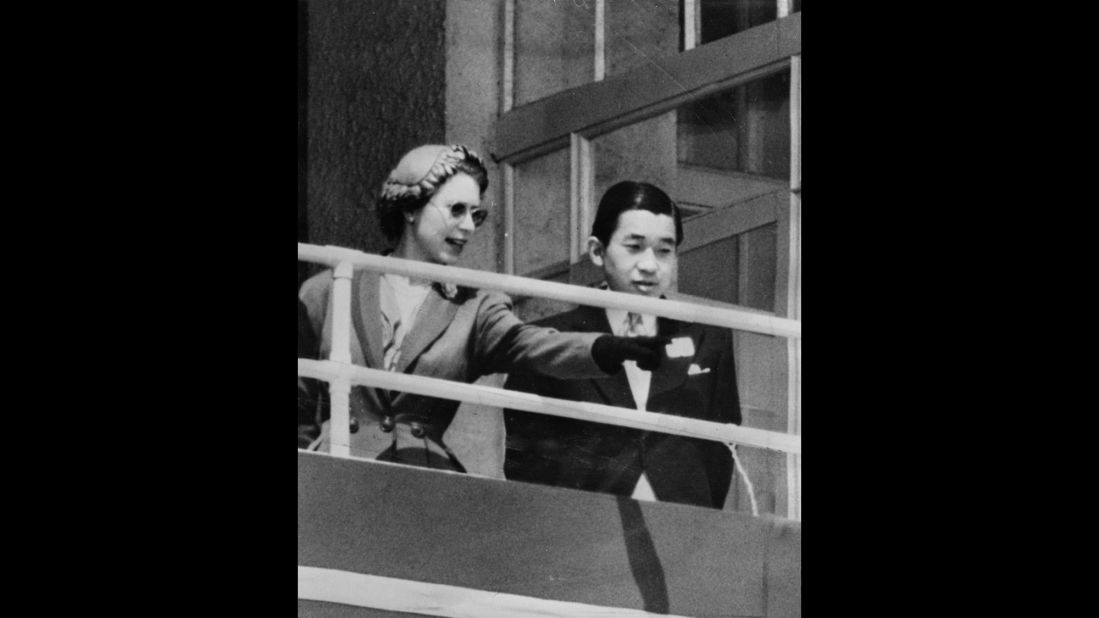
[395,286,460,375]
[574,305,639,410]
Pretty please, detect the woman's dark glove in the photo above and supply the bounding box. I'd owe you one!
[591,334,670,373]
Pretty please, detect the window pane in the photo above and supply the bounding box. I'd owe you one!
[515,0,595,106]
[510,147,573,321]
[678,68,790,180]
[591,69,790,225]
[592,113,679,208]
[588,78,785,307]
[699,0,777,45]
[674,216,776,309]
[730,327,790,516]
[678,235,739,303]
[514,149,570,277]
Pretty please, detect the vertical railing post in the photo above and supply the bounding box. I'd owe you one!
[327,260,354,457]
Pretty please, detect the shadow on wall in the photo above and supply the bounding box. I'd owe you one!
[617,496,669,613]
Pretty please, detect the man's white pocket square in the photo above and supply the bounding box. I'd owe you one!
[687,363,711,375]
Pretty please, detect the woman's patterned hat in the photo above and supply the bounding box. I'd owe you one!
[380,144,485,201]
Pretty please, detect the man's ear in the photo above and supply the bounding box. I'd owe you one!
[587,236,605,267]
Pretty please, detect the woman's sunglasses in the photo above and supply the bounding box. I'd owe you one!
[433,201,488,227]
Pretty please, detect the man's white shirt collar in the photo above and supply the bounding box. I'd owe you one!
[605,307,657,337]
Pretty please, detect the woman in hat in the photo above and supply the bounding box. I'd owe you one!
[299,144,666,472]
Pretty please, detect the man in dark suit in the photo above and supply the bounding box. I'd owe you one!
[504,181,741,509]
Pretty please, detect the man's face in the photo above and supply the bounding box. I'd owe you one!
[589,209,677,297]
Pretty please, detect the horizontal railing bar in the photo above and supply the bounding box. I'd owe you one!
[299,358,801,455]
[298,566,695,618]
[298,243,800,338]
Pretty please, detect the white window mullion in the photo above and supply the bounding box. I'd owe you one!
[684,0,698,51]
[569,133,593,264]
[790,55,801,192]
[578,135,593,253]
[502,0,515,113]
[594,0,605,81]
[503,163,515,275]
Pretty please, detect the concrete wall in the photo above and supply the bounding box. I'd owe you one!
[445,0,504,275]
[303,0,505,272]
[304,0,447,254]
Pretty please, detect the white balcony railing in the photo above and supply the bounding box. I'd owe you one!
[298,242,801,516]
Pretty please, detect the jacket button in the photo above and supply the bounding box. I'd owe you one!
[349,416,359,433]
[379,416,395,433]
[409,421,425,438]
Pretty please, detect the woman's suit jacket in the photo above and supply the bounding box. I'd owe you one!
[299,268,605,471]
[298,298,322,449]
[503,303,741,508]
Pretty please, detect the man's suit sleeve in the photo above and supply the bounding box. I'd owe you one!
[502,371,544,453]
[502,353,569,484]
[502,368,558,441]
[712,328,742,426]
[499,309,585,484]
[701,328,740,508]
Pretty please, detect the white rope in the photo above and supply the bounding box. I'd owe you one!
[728,444,759,517]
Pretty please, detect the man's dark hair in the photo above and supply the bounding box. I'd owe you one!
[589,180,683,246]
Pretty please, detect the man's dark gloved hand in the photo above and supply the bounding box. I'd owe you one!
[591,334,671,373]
